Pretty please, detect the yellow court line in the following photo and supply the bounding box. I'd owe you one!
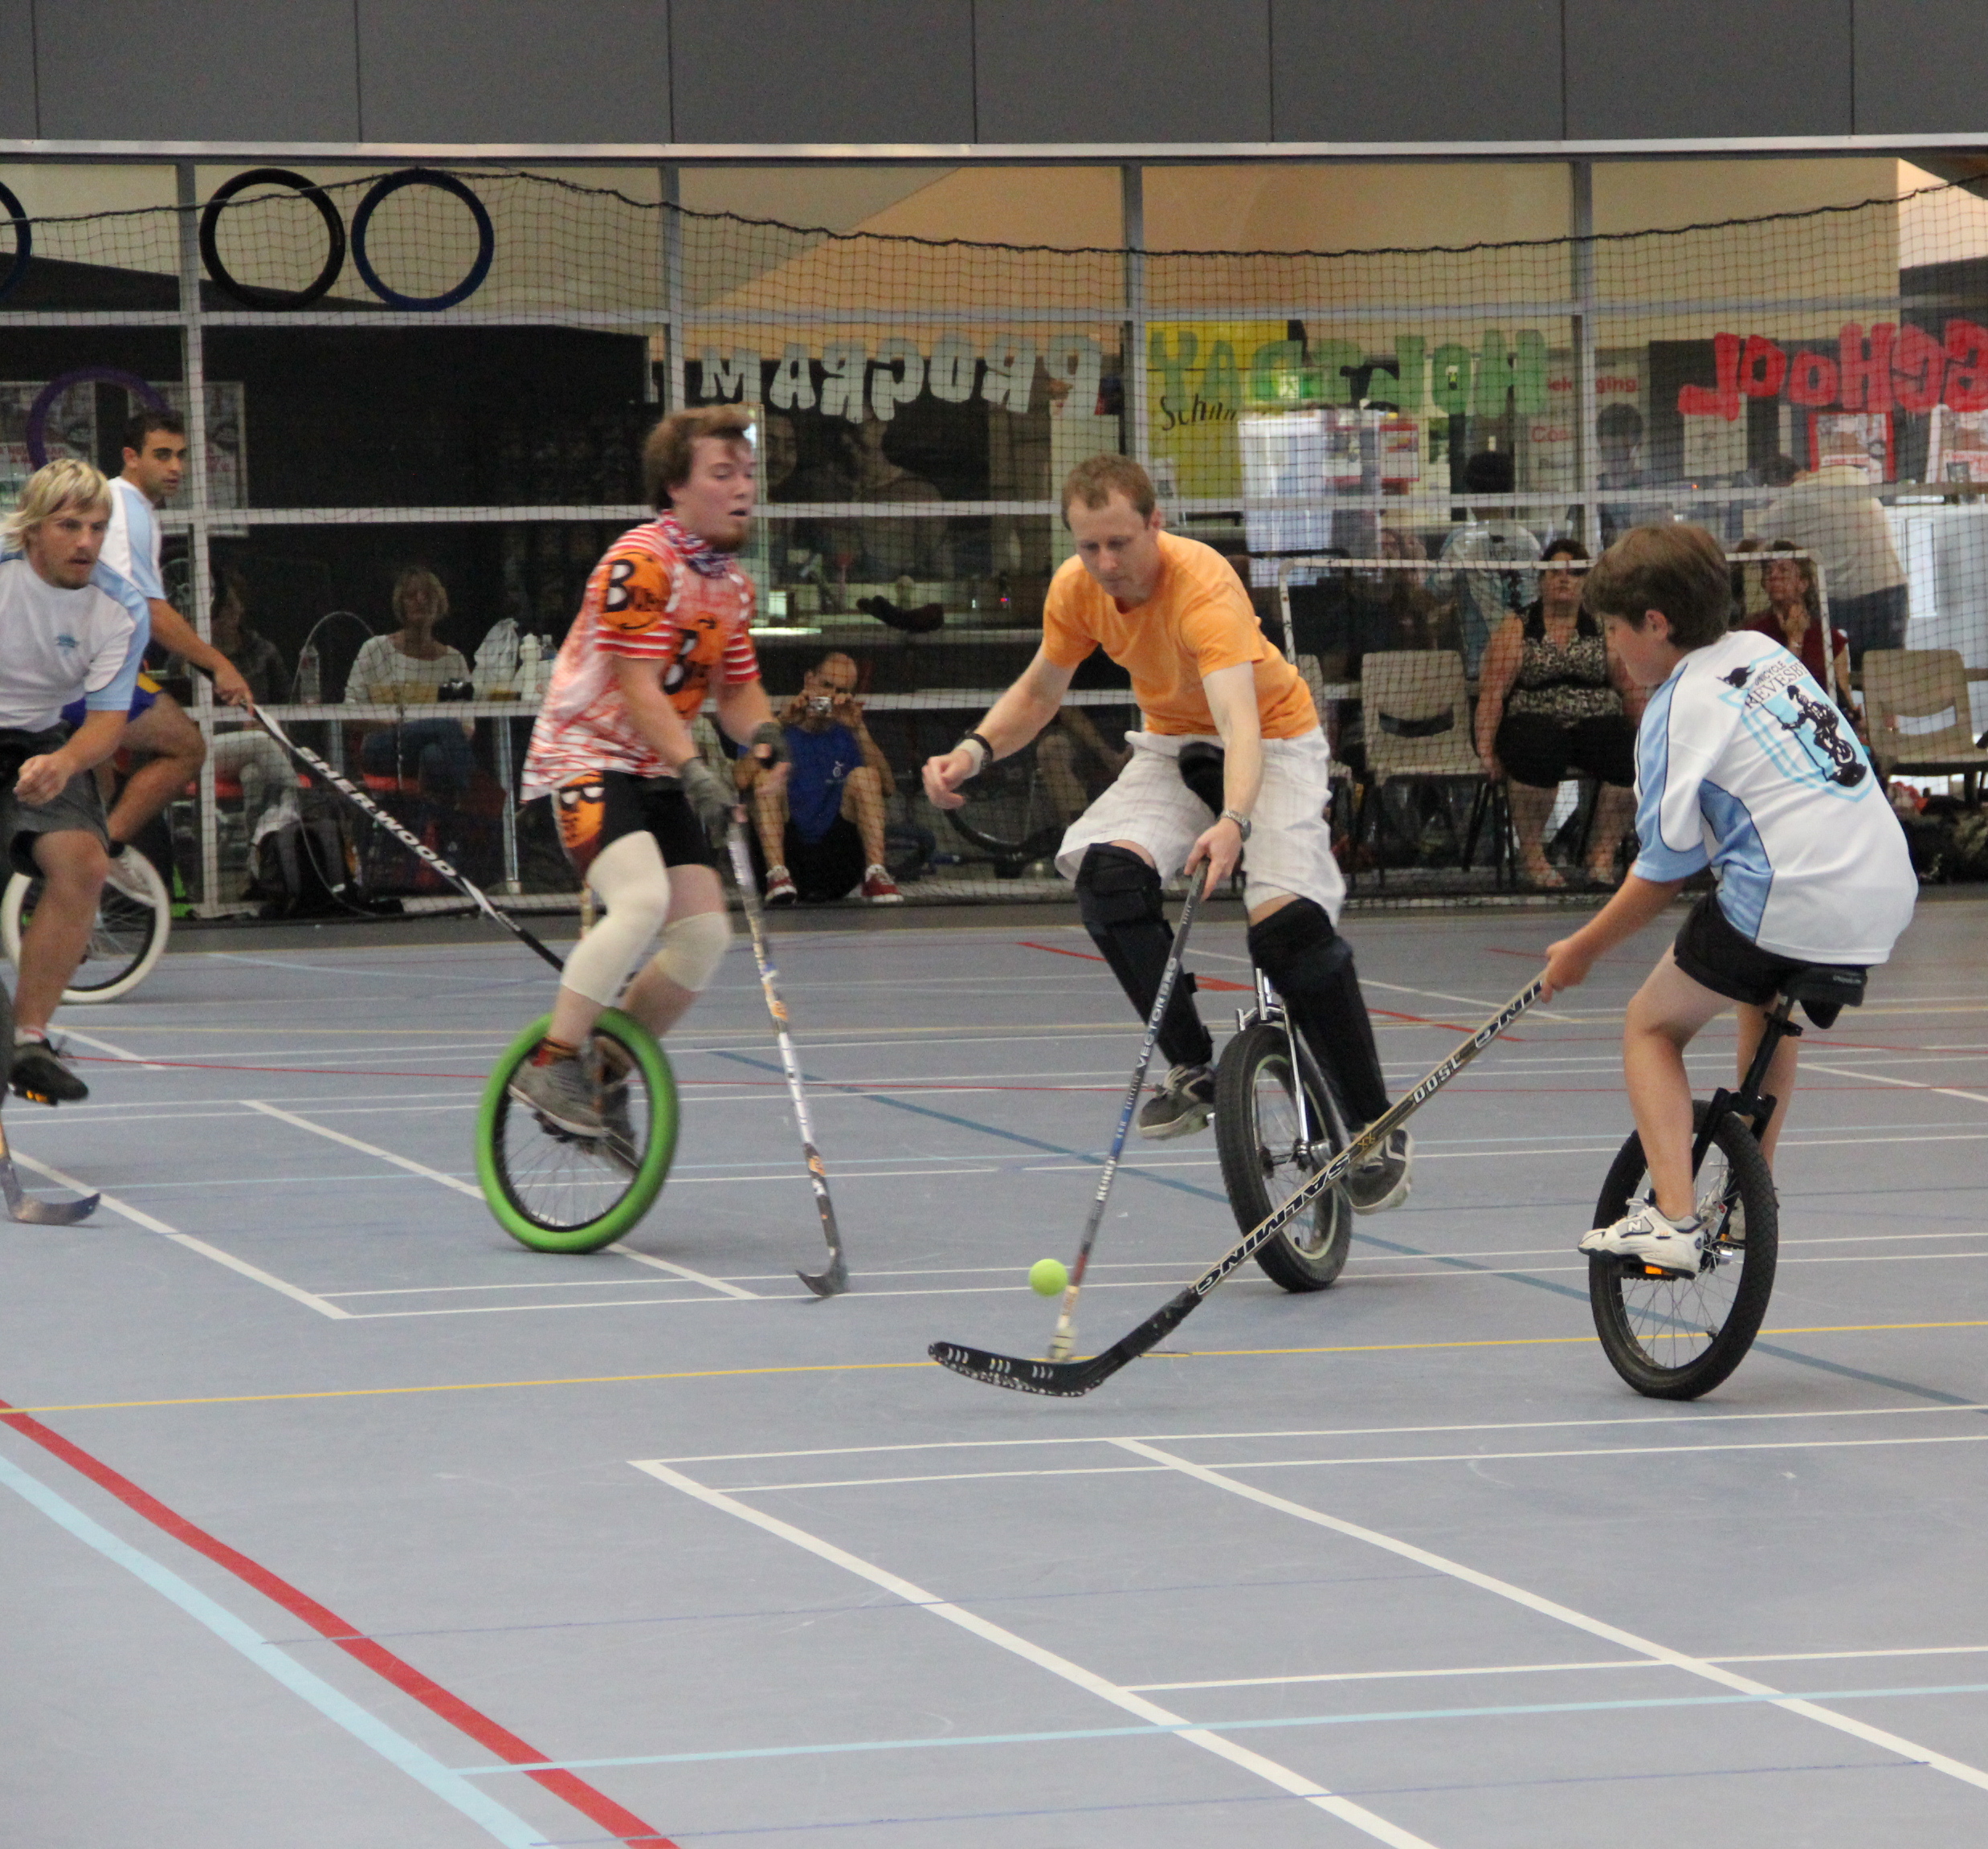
[5,1320,1985,1418]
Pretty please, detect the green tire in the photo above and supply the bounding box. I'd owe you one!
[476,1010,678,1253]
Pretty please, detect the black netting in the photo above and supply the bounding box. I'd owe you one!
[2,165,1982,910]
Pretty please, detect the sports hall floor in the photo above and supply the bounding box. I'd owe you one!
[3,891,1985,1848]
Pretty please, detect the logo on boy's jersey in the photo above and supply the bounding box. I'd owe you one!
[1732,655,1869,792]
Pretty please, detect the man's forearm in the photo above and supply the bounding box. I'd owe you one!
[148,600,228,676]
[713,678,775,748]
[58,711,128,774]
[1221,729,1264,816]
[972,682,1061,760]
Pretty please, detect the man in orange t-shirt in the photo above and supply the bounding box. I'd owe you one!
[923,455,1408,1208]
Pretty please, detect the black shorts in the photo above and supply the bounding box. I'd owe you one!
[1672,890,1864,1017]
[0,725,110,878]
[551,771,718,881]
[1495,712,1637,790]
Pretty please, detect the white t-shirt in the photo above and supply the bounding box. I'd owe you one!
[0,557,148,732]
[100,476,165,602]
[1632,629,1915,963]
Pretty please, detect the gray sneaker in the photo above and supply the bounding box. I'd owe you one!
[1137,1063,1215,1141]
[508,1050,602,1137]
[1345,1125,1413,1214]
[598,1075,638,1173]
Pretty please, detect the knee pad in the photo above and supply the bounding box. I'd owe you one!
[1247,900,1389,1125]
[1074,845,1210,1070]
[650,908,730,994]
[1075,843,1163,933]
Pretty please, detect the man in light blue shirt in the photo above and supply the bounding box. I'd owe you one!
[0,459,151,1103]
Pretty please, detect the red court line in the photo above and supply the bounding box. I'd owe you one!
[0,1396,677,1847]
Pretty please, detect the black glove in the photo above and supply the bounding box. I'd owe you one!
[676,756,736,842]
[748,720,789,767]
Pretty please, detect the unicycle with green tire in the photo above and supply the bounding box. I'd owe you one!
[476,1009,679,1253]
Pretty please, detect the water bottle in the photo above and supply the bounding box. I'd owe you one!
[297,640,321,704]
[516,634,543,700]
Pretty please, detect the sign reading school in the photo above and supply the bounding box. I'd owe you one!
[1676,320,1988,419]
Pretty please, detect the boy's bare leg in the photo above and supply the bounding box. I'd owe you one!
[1622,950,1733,1220]
[108,695,206,847]
[1734,1000,1800,1168]
[840,764,888,866]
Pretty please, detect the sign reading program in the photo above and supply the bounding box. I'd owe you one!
[1676,320,1988,419]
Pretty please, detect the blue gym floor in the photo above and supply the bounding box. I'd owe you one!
[3,892,1986,1847]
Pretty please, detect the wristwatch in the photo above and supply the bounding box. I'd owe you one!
[1220,807,1253,841]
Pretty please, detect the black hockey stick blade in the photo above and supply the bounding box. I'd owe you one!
[931,1288,1199,1397]
[798,1251,850,1299]
[796,1145,848,1298]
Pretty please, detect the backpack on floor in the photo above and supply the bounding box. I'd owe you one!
[247,801,355,917]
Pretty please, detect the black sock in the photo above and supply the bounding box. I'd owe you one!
[1247,901,1389,1124]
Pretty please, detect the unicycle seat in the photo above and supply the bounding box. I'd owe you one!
[1777,964,1866,1031]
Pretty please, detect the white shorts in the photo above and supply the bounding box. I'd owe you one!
[1055,727,1345,921]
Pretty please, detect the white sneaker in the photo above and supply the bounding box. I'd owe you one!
[1580,1200,1705,1277]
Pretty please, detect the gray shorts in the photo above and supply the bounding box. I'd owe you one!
[0,726,108,879]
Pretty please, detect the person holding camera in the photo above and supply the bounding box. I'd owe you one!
[746,651,900,904]
[346,567,476,800]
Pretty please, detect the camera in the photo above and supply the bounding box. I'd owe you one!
[807,694,834,715]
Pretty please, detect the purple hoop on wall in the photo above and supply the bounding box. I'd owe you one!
[27,369,169,469]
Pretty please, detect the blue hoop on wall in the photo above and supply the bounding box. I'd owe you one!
[27,369,169,469]
[350,169,495,312]
[200,168,347,310]
[0,181,31,303]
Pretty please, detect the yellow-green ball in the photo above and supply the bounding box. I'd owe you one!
[1030,1258,1069,1296]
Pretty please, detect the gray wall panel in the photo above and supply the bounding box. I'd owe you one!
[1272,0,1561,141]
[1855,0,1988,137]
[977,0,1272,142]
[358,0,669,142]
[1566,0,1851,140]
[0,2,35,137]
[671,0,973,144]
[35,0,358,140]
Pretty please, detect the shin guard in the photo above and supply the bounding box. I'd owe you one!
[1074,844,1212,1070]
[1247,900,1390,1124]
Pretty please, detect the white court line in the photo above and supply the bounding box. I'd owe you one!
[1807,1061,1988,1109]
[1133,1643,1988,1696]
[716,1430,1988,1493]
[654,1400,1988,1466]
[630,1459,1439,1849]
[1115,1438,1988,1797]
[9,1151,350,1320]
[240,1100,757,1300]
[59,1027,167,1070]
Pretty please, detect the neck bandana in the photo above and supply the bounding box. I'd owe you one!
[656,512,733,579]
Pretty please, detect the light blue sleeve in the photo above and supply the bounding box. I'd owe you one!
[83,563,152,713]
[121,493,165,601]
[1629,674,1711,883]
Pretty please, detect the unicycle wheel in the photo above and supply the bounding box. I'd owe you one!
[476,1010,678,1253]
[1588,1100,1778,1400]
[1214,1018,1352,1292]
[2,851,171,1002]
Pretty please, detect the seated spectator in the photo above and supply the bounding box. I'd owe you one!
[203,570,298,825]
[345,567,475,799]
[1750,541,1853,710]
[745,651,900,904]
[1473,538,1641,889]
[1440,449,1542,674]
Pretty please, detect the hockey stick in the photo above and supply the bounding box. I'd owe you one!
[725,820,847,1299]
[244,704,566,973]
[1047,876,1203,1361]
[930,978,1545,1397]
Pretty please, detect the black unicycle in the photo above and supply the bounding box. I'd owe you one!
[1214,966,1354,1292]
[1588,965,1866,1399]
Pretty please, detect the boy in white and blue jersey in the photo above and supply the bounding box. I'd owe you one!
[1542,524,1913,1276]
[0,459,153,1103]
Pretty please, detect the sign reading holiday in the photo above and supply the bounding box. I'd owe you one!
[1676,320,1988,418]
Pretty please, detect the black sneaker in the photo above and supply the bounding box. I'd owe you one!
[1136,1063,1215,1141]
[1345,1125,1412,1214]
[11,1038,88,1105]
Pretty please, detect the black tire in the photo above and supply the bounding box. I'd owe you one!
[945,742,1064,875]
[1588,1100,1778,1400]
[1214,1018,1352,1292]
